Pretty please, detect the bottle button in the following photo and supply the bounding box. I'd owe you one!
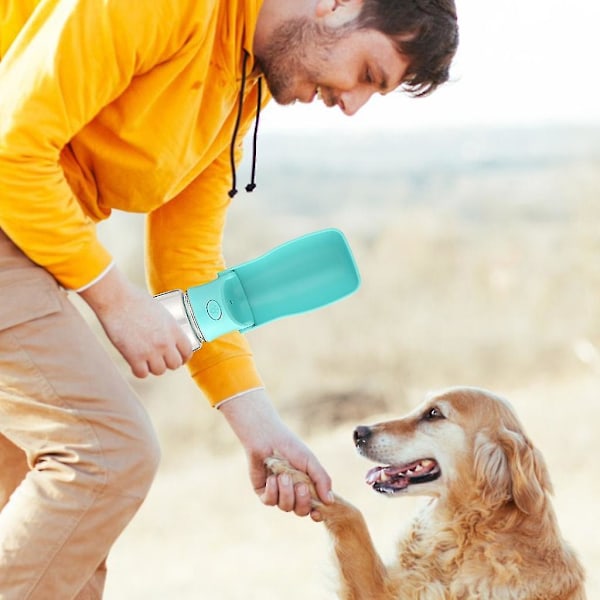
[206,299,222,320]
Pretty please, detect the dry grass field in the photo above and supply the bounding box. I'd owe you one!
[90,127,600,598]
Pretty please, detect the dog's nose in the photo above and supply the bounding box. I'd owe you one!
[353,425,372,448]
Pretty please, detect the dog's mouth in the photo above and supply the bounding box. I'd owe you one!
[365,458,441,495]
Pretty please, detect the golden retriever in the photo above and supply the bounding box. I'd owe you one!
[266,386,586,599]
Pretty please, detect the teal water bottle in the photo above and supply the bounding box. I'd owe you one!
[154,228,361,350]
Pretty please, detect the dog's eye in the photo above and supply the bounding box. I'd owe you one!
[423,406,445,421]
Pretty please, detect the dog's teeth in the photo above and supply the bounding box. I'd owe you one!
[414,464,424,473]
[421,459,434,468]
[380,471,390,482]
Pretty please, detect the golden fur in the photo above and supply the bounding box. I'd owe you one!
[267,387,586,599]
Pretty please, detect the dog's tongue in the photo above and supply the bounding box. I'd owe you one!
[365,465,410,489]
[365,459,438,491]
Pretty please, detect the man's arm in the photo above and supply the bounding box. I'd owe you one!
[0,0,203,289]
[79,264,192,377]
[146,149,334,516]
[218,388,334,517]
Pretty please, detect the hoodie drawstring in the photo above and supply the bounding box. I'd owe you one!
[228,50,262,198]
[245,76,262,193]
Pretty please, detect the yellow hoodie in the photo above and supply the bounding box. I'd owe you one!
[0,0,271,405]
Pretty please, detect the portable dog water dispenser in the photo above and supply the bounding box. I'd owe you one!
[154,228,361,350]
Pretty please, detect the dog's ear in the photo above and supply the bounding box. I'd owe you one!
[474,428,552,514]
[474,431,511,507]
[499,427,552,514]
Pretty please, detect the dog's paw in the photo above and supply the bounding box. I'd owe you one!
[264,455,320,503]
[264,455,310,485]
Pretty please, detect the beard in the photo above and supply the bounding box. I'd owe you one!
[255,17,346,105]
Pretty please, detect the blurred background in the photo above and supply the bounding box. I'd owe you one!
[89,0,600,596]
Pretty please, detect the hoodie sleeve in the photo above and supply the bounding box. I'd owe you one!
[146,145,265,407]
[0,0,210,289]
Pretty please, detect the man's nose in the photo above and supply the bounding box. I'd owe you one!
[339,87,375,116]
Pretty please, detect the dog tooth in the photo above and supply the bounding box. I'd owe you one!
[421,459,434,468]
[414,464,423,473]
[380,471,390,482]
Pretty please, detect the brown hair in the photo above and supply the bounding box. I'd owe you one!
[355,0,459,97]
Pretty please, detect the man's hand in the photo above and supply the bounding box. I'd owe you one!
[79,265,193,377]
[218,388,334,521]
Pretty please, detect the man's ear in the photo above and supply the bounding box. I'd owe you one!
[315,0,363,25]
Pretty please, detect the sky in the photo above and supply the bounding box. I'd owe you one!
[259,0,600,133]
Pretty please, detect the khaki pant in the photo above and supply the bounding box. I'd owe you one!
[0,230,161,599]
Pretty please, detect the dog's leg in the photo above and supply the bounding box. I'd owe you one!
[321,495,393,600]
[265,456,393,600]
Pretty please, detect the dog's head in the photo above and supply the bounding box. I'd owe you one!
[354,387,552,514]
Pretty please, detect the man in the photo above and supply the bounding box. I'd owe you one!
[0,0,458,597]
